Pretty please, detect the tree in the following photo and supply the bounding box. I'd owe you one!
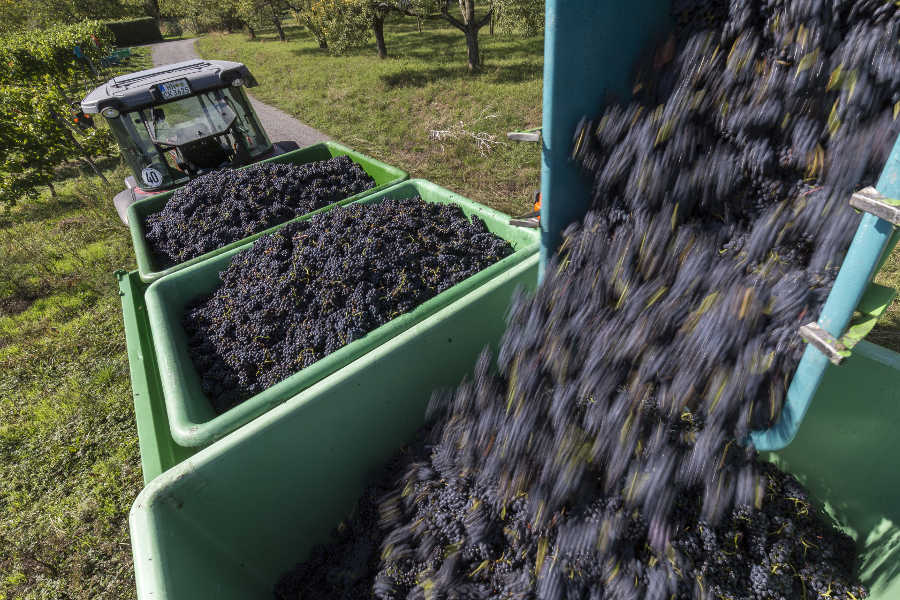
[437,0,493,72]
[236,0,288,41]
[144,0,161,22]
[296,0,371,54]
[0,0,143,32]
[296,0,426,59]
[266,0,288,41]
[292,2,329,49]
[370,1,423,59]
[159,0,243,33]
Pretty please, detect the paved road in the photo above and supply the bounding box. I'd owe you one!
[151,38,331,147]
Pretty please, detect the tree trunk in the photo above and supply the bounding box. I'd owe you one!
[303,16,328,48]
[48,182,56,197]
[440,1,492,71]
[489,1,494,35]
[273,17,286,41]
[373,14,387,59]
[145,0,161,23]
[464,29,480,71]
[49,110,109,185]
[268,1,287,41]
[248,25,256,40]
[79,155,109,185]
[69,134,107,184]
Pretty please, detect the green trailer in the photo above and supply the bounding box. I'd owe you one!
[127,317,900,600]
[117,179,539,482]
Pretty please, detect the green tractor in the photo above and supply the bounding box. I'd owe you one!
[81,59,299,224]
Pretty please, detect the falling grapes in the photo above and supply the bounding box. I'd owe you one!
[183,196,514,413]
[275,1,898,598]
[145,156,376,266]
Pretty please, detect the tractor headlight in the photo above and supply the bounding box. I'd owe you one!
[231,77,245,87]
[101,107,120,119]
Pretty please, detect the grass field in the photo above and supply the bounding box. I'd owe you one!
[0,54,148,600]
[871,242,900,351]
[0,174,142,600]
[0,18,898,600]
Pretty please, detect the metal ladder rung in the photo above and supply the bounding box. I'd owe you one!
[798,322,850,366]
[850,187,900,226]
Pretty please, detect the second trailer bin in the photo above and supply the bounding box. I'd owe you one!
[145,179,540,448]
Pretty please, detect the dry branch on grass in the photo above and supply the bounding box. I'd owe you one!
[428,109,506,156]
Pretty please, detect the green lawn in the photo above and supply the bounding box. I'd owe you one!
[871,242,900,351]
[0,174,141,600]
[0,54,147,600]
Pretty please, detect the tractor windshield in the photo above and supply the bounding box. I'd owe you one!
[142,92,237,147]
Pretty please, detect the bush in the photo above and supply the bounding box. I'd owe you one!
[104,17,163,46]
[0,21,116,206]
[0,21,113,85]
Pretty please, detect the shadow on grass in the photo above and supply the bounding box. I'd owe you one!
[287,45,340,58]
[380,66,469,88]
[0,196,84,231]
[868,326,900,354]
[489,61,543,84]
[246,15,543,72]
[382,27,543,62]
[379,58,541,88]
[52,156,121,183]
[0,162,123,231]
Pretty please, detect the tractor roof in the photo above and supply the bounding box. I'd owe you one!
[81,59,257,114]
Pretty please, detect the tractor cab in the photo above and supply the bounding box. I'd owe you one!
[82,60,296,224]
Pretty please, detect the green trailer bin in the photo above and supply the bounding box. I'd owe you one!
[117,270,197,485]
[144,179,539,449]
[128,141,409,284]
[128,323,900,599]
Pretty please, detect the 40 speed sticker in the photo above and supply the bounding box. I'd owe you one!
[141,166,164,188]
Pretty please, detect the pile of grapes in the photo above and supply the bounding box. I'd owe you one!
[276,0,898,598]
[144,156,376,266]
[276,426,865,600]
[183,196,513,413]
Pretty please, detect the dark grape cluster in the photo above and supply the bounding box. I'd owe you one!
[144,156,376,266]
[183,196,513,413]
[275,0,897,597]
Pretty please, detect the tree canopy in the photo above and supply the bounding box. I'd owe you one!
[0,0,145,33]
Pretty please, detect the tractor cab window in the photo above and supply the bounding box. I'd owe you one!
[141,93,237,147]
[222,87,269,157]
[137,88,269,159]
[107,109,187,191]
